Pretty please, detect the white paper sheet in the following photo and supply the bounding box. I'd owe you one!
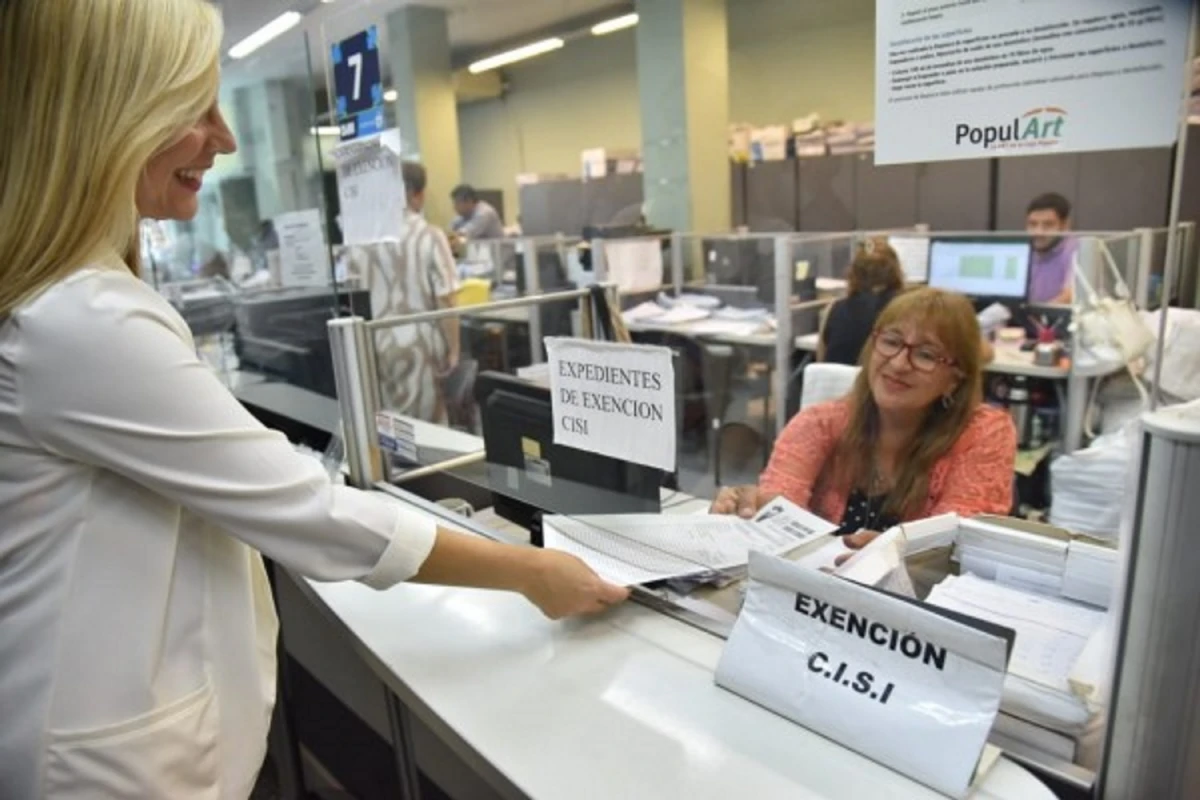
[544,498,837,587]
[603,239,664,293]
[927,574,1104,692]
[275,209,332,288]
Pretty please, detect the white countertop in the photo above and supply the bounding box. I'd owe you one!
[305,525,1054,800]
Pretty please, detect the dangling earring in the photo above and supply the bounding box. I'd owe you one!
[941,392,954,409]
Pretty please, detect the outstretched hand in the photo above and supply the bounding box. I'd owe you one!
[521,549,629,620]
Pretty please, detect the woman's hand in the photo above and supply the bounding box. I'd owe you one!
[711,485,763,518]
[833,530,882,567]
[520,549,629,620]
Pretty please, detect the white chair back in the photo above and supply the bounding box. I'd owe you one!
[800,363,861,409]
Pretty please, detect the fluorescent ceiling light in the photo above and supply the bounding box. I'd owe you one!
[383,89,399,103]
[228,11,302,59]
[310,126,341,136]
[468,38,564,74]
[591,13,638,35]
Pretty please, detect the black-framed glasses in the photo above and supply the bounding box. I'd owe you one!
[872,330,956,373]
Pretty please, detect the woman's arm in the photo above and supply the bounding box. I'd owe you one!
[17,273,624,615]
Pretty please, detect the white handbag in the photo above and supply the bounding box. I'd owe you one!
[1072,246,1155,363]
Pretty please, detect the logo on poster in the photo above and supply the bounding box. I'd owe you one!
[954,107,1067,152]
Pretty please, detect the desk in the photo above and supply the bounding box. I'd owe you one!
[298,499,1055,800]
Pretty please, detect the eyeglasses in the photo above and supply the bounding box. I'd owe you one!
[872,330,956,373]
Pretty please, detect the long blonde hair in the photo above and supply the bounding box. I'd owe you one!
[831,288,984,518]
[0,0,222,315]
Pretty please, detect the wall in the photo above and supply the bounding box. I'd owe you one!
[458,28,642,223]
[728,0,875,125]
[456,0,876,221]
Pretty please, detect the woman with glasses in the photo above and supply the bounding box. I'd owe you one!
[714,288,1015,541]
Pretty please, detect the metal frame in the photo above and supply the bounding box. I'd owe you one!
[332,285,608,488]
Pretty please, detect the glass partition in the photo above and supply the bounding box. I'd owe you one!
[149,23,341,399]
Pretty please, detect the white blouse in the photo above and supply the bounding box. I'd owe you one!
[0,262,437,799]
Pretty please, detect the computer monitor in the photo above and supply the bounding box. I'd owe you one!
[927,238,1032,302]
[475,372,663,534]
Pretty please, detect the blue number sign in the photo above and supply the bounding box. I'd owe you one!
[331,25,384,142]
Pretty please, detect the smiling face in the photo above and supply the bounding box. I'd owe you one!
[867,321,961,416]
[136,104,236,221]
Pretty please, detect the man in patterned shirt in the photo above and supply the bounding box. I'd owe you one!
[341,161,460,423]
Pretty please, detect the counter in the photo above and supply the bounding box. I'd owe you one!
[290,493,1055,800]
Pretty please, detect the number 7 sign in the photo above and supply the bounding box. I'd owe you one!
[331,25,384,141]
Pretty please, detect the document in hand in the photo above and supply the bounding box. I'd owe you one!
[541,497,838,587]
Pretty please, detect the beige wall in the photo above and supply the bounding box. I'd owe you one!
[458,29,642,225]
[457,0,876,221]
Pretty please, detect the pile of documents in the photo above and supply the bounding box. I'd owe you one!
[955,518,1069,596]
[953,518,1118,613]
[1061,540,1118,609]
[926,574,1107,757]
[542,498,837,587]
[621,294,772,337]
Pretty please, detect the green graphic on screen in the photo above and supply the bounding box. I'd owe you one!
[952,255,1021,280]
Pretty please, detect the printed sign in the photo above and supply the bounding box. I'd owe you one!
[333,130,405,246]
[376,411,418,463]
[545,337,676,472]
[275,209,331,288]
[875,1,1189,164]
[716,552,1011,797]
[331,25,385,142]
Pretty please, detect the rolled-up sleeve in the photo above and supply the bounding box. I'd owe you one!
[16,272,435,587]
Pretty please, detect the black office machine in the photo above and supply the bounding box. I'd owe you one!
[474,372,663,543]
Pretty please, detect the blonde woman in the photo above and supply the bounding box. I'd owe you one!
[0,3,625,797]
[715,289,1016,539]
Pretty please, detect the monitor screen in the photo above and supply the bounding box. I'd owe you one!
[927,239,1032,300]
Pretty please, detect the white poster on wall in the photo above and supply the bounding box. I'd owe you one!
[333,128,405,245]
[875,1,1189,165]
[545,337,676,472]
[275,208,331,288]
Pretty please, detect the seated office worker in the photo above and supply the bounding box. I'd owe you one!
[450,183,505,240]
[715,289,1016,544]
[1026,192,1076,304]
[0,3,626,798]
[819,238,904,364]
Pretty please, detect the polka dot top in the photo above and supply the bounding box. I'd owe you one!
[836,489,902,536]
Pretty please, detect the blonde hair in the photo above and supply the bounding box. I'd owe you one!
[0,0,223,315]
[831,288,984,518]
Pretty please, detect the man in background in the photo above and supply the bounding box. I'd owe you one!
[1025,192,1076,304]
[450,184,504,240]
[339,161,460,424]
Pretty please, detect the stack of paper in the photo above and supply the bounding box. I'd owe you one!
[542,498,837,587]
[1061,540,1117,609]
[954,518,1069,596]
[990,713,1077,762]
[927,574,1105,742]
